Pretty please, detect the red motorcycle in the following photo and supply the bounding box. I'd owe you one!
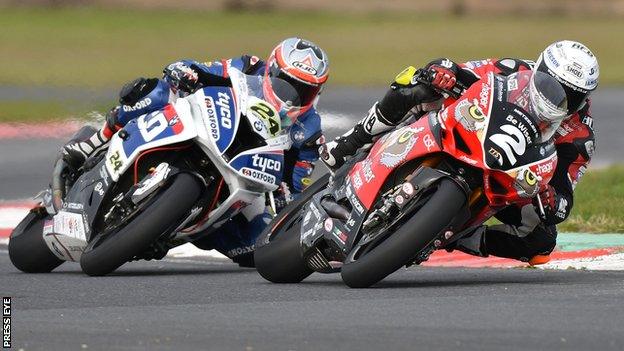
[255,71,559,288]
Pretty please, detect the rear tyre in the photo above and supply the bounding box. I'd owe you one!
[9,210,64,273]
[341,179,466,288]
[80,173,202,276]
[254,174,330,283]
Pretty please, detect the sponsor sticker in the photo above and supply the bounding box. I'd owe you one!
[242,167,276,184]
[345,184,365,214]
[216,92,233,129]
[251,154,282,172]
[423,134,435,151]
[53,211,87,241]
[351,172,363,190]
[293,130,305,142]
[362,158,375,183]
[293,60,317,75]
[324,218,333,232]
[205,96,220,140]
[479,81,491,109]
[303,211,312,226]
[584,140,595,158]
[122,97,152,112]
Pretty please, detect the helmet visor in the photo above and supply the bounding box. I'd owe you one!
[529,71,568,142]
[536,59,590,114]
[269,62,321,107]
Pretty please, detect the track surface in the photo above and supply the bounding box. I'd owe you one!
[3,252,624,351]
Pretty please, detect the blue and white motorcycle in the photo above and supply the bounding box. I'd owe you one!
[9,68,293,276]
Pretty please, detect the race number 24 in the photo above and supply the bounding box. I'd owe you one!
[3,297,10,349]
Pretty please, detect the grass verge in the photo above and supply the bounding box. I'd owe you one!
[487,165,624,233]
[0,100,109,123]
[560,165,624,233]
[1,7,623,88]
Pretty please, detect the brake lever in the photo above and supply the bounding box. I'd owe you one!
[535,194,547,222]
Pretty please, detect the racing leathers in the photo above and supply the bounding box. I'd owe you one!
[428,58,595,263]
[322,58,594,263]
[62,55,323,266]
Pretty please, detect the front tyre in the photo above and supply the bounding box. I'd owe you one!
[254,174,330,283]
[80,173,202,276]
[341,179,466,288]
[9,209,64,273]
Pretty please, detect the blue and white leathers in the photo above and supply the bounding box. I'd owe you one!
[116,79,175,126]
[98,67,293,263]
[111,56,324,261]
[171,56,323,194]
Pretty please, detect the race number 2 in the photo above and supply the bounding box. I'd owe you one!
[489,124,526,165]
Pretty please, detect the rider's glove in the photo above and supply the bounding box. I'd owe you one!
[533,184,564,224]
[273,182,293,213]
[163,62,200,95]
[379,71,443,123]
[428,64,457,91]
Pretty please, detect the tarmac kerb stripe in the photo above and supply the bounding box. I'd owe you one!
[0,202,36,237]
[423,248,623,268]
[0,122,81,139]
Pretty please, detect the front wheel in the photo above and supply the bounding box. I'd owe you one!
[80,173,203,276]
[341,179,466,288]
[9,209,64,273]
[254,174,330,283]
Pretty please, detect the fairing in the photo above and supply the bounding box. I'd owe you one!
[40,67,292,261]
[349,72,558,213]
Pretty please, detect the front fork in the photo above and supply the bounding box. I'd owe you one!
[355,161,472,265]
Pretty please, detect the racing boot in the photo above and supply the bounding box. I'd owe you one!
[528,254,551,266]
[320,103,395,171]
[320,66,443,172]
[444,226,489,257]
[61,77,163,169]
[61,108,118,169]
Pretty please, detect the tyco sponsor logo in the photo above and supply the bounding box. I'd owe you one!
[3,297,10,349]
[251,154,281,172]
[216,92,233,129]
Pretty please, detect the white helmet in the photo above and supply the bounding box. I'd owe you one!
[534,40,599,115]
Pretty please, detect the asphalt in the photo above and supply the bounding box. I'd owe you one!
[2,251,624,351]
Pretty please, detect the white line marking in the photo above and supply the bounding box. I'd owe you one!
[167,243,227,259]
[541,253,624,270]
[0,206,32,228]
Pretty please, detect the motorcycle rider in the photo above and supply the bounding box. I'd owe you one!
[61,37,329,266]
[320,40,598,265]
